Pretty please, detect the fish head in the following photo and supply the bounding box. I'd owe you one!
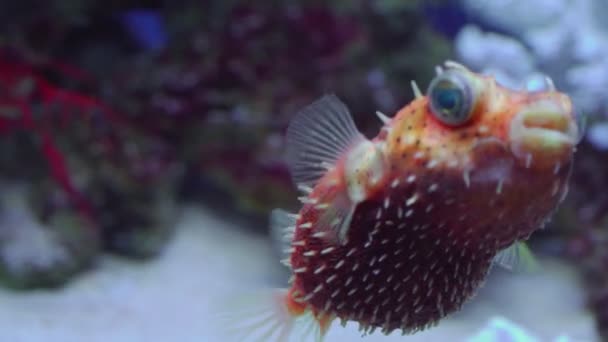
[388,61,579,174]
[379,61,581,250]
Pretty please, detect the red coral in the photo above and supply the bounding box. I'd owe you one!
[0,48,139,225]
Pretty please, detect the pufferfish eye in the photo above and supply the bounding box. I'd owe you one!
[427,70,475,126]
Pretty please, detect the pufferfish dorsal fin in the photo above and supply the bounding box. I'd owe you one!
[286,94,366,187]
[493,242,540,273]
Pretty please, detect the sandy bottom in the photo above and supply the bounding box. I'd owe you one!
[0,205,599,342]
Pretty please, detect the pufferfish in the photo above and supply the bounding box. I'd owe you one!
[228,61,580,342]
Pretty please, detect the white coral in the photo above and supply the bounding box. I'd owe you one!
[0,184,72,275]
[455,25,535,89]
[461,0,569,35]
[456,0,608,148]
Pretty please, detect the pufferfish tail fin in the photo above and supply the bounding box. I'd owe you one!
[493,242,540,273]
[215,288,328,342]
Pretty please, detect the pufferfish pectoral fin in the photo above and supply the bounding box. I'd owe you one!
[493,242,540,273]
[285,94,366,188]
[316,189,356,244]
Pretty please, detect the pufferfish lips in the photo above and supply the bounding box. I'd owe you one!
[509,96,579,168]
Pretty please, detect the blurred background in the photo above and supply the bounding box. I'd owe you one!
[0,0,606,341]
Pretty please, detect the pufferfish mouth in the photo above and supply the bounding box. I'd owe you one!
[509,99,579,163]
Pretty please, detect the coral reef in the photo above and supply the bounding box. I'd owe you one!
[456,0,608,131]
[0,48,181,288]
[152,0,452,215]
[0,1,451,288]
[0,182,97,289]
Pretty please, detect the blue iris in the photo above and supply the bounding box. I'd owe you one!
[427,72,473,125]
[433,87,462,113]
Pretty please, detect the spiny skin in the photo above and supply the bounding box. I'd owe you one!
[286,71,576,335]
[289,143,571,334]
[292,155,569,332]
